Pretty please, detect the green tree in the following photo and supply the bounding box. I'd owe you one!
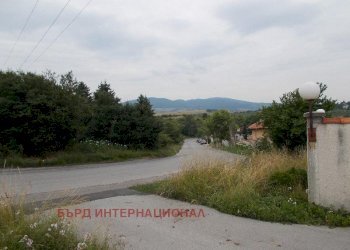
[181,115,199,137]
[88,82,121,141]
[132,95,161,149]
[206,110,233,144]
[111,95,161,149]
[58,71,92,140]
[262,83,335,150]
[160,118,183,144]
[0,71,79,156]
[111,103,136,146]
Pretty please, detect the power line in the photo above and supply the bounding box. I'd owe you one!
[19,0,72,69]
[31,0,93,65]
[3,0,39,67]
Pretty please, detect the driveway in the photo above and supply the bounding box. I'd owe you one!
[72,195,350,250]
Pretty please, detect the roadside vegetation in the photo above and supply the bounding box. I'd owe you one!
[0,70,184,168]
[134,84,350,227]
[134,150,350,227]
[0,196,115,250]
[261,82,335,150]
[3,141,182,168]
[217,143,253,155]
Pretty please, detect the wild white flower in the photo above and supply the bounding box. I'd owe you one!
[45,233,51,237]
[51,223,58,229]
[328,210,334,213]
[26,238,33,247]
[30,222,38,229]
[19,235,28,242]
[48,227,52,232]
[293,201,297,205]
[2,247,9,250]
[83,232,92,242]
[34,207,39,211]
[61,218,71,228]
[19,235,33,248]
[77,242,88,250]
[59,230,65,236]
[288,187,292,191]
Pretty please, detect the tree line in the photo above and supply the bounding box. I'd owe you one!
[0,70,338,157]
[176,83,336,151]
[0,71,179,157]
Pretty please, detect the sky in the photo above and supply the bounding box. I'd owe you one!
[0,0,349,102]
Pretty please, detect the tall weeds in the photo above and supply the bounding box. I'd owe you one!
[0,181,113,249]
[135,150,350,226]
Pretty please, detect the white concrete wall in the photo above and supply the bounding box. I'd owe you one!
[308,118,350,211]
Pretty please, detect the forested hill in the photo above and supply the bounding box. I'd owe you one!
[126,97,269,111]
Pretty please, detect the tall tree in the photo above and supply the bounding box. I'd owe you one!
[88,82,121,141]
[182,115,199,137]
[132,95,161,149]
[262,83,335,150]
[0,71,79,156]
[112,95,161,149]
[206,110,233,144]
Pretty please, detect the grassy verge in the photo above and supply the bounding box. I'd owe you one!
[216,143,254,155]
[2,141,183,168]
[0,197,114,250]
[133,150,350,227]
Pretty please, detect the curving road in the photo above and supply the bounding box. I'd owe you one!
[0,139,239,201]
[1,139,349,250]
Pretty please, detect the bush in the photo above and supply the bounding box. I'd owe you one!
[268,168,307,189]
[262,83,335,150]
[254,137,273,152]
[157,133,174,147]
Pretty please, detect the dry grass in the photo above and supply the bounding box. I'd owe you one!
[169,150,306,199]
[0,177,119,250]
[134,150,350,227]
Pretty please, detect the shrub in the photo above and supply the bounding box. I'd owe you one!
[254,137,273,152]
[268,168,307,189]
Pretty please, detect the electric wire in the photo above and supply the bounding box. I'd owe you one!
[19,0,72,69]
[31,0,93,65]
[3,0,39,67]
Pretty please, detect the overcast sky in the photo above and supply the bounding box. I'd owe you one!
[0,0,349,102]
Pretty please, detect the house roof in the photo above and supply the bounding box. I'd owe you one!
[248,122,265,130]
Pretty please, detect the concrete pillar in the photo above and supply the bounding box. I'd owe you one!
[304,113,350,211]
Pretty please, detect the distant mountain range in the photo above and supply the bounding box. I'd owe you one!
[126,97,269,112]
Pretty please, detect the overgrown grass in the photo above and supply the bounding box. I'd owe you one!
[217,143,254,155]
[133,150,350,227]
[2,141,183,168]
[0,196,114,250]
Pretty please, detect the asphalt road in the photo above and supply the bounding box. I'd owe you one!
[1,139,350,250]
[0,139,239,201]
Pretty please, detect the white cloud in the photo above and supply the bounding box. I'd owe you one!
[0,0,349,102]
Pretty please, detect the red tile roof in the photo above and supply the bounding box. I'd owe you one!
[248,122,265,130]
